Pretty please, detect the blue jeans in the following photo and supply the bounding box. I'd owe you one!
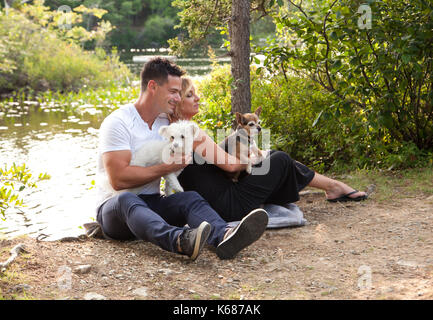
[97,191,228,253]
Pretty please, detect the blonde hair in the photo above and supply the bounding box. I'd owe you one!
[170,77,195,123]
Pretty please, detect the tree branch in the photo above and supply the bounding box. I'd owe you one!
[0,244,27,272]
[287,0,310,21]
[354,46,375,92]
[322,0,339,92]
[202,0,220,38]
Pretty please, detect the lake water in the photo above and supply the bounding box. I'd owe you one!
[120,47,231,77]
[0,48,228,240]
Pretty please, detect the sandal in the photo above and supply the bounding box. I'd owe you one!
[327,190,368,203]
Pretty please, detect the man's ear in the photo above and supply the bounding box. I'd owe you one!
[190,122,200,139]
[159,125,169,138]
[147,79,158,92]
[254,106,262,117]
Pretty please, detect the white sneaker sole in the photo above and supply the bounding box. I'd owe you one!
[216,208,268,260]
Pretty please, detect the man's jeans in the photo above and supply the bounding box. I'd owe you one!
[97,191,227,253]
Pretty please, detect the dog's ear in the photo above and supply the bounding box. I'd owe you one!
[159,125,169,138]
[190,122,200,139]
[235,112,243,124]
[254,106,262,117]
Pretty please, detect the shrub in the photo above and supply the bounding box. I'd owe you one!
[0,4,130,94]
[258,0,433,152]
[196,64,432,172]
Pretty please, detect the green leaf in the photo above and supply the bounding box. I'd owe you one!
[330,31,338,41]
[402,55,411,64]
[334,108,341,118]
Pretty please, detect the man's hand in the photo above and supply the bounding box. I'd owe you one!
[162,152,192,170]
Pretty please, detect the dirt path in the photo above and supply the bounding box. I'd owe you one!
[1,191,432,300]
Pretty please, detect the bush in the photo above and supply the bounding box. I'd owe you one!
[0,4,131,94]
[258,0,433,152]
[196,64,432,172]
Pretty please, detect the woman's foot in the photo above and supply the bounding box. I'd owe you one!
[307,173,367,202]
[325,180,367,201]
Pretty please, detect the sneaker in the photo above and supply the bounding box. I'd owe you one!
[178,221,212,261]
[216,208,268,260]
[83,222,104,239]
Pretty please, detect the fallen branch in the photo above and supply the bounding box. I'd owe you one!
[0,243,27,272]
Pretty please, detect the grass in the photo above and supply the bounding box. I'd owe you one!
[331,167,433,203]
[0,262,33,300]
[1,80,140,116]
[0,236,34,300]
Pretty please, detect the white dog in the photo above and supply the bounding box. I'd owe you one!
[105,120,199,196]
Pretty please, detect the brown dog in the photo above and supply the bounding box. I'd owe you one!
[219,107,264,181]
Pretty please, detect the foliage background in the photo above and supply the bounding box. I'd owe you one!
[195,64,433,172]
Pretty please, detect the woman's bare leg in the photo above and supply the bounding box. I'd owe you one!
[308,172,367,200]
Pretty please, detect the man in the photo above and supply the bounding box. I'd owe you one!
[96,57,268,261]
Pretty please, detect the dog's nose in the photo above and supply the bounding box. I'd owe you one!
[257,126,261,132]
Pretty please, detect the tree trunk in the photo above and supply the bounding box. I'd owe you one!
[229,0,251,117]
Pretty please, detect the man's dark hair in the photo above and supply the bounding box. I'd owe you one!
[140,57,185,92]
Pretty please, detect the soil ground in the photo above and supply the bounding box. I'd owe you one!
[1,171,433,300]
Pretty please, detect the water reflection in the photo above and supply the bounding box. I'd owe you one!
[0,103,104,239]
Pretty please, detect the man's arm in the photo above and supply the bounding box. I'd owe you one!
[103,150,190,191]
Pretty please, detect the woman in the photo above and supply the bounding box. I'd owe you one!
[171,77,367,222]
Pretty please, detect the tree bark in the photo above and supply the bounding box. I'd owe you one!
[229,0,251,117]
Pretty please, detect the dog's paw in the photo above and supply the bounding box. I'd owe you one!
[246,163,252,174]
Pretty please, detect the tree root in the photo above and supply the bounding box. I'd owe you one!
[0,243,27,273]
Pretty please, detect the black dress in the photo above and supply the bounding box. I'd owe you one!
[178,150,315,221]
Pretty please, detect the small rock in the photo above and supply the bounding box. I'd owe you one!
[84,292,107,300]
[158,268,175,276]
[132,287,148,299]
[396,260,425,268]
[10,284,31,292]
[74,265,92,274]
[265,279,272,283]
